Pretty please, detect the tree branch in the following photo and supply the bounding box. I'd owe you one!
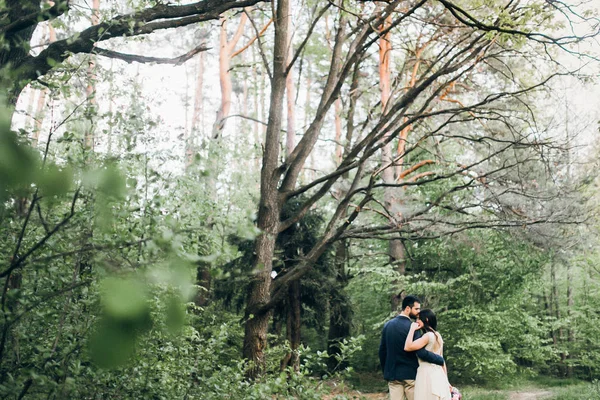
[0,1,68,35]
[93,43,210,65]
[20,0,267,84]
[0,188,80,279]
[439,0,600,45]
[232,18,272,58]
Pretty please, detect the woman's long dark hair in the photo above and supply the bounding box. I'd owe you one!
[419,309,438,333]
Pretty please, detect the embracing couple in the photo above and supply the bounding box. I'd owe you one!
[379,295,454,400]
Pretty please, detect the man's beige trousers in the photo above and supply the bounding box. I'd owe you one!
[389,379,415,400]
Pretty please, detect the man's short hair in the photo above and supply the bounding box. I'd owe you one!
[402,295,420,310]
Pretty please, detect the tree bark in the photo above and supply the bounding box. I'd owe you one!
[378,15,406,310]
[31,18,56,147]
[327,240,351,371]
[285,6,296,158]
[213,12,247,138]
[0,1,40,104]
[566,260,574,377]
[550,260,565,375]
[327,62,360,369]
[188,52,204,167]
[334,98,343,164]
[2,1,266,106]
[242,0,290,379]
[281,280,301,371]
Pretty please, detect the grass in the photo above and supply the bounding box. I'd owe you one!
[344,372,599,400]
[459,386,509,400]
[545,381,600,400]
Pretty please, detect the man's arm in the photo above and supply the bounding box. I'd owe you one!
[378,326,387,369]
[413,331,444,366]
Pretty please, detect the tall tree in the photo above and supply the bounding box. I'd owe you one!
[241,0,596,375]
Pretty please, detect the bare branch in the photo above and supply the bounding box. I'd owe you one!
[20,0,267,85]
[232,18,272,58]
[93,43,210,65]
[0,188,80,279]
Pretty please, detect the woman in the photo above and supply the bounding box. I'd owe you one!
[404,309,451,400]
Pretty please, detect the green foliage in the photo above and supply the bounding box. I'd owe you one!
[547,381,600,400]
[345,231,559,384]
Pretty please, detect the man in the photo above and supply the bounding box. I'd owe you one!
[379,295,445,400]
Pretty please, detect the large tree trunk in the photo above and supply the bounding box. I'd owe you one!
[242,0,290,379]
[0,1,40,105]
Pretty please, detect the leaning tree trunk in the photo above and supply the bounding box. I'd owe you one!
[242,0,290,379]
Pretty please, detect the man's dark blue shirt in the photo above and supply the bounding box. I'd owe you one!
[379,314,445,381]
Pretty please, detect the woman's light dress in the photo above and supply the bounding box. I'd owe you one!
[414,331,452,400]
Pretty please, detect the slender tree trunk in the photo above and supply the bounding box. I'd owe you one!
[32,17,57,147]
[194,264,211,307]
[378,15,405,310]
[242,0,290,379]
[334,98,343,164]
[188,52,205,167]
[213,13,247,138]
[285,9,296,158]
[304,63,314,185]
[566,261,574,377]
[551,260,565,375]
[84,0,100,150]
[327,62,360,370]
[214,17,232,138]
[327,240,351,371]
[281,280,301,371]
[252,45,261,169]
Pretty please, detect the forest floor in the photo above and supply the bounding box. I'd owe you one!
[322,373,589,400]
[508,389,553,400]
[323,388,554,399]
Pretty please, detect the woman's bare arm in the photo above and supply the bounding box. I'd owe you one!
[405,322,430,351]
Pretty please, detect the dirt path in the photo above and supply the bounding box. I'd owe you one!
[508,389,553,400]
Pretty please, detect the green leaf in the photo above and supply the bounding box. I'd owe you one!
[36,163,73,197]
[101,277,148,320]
